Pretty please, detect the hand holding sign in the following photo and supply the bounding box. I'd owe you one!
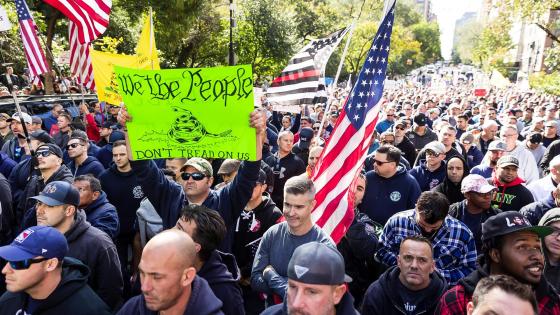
[115,65,258,161]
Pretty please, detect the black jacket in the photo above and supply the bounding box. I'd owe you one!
[65,210,123,311]
[0,173,14,245]
[0,257,111,315]
[117,275,224,315]
[261,291,359,315]
[264,152,306,208]
[395,136,417,167]
[337,211,382,306]
[20,165,73,230]
[448,200,502,252]
[199,250,245,315]
[541,139,560,174]
[233,193,282,279]
[361,266,447,315]
[520,194,556,226]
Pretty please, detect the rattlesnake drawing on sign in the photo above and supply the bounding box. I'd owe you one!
[137,107,236,148]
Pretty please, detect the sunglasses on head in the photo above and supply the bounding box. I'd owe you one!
[66,143,83,149]
[181,172,206,181]
[8,258,48,270]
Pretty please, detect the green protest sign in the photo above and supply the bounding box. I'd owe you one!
[114,65,256,161]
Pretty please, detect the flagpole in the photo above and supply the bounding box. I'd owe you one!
[37,33,77,107]
[149,6,154,70]
[315,23,354,142]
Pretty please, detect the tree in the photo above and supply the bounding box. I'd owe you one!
[410,21,441,64]
[453,18,482,64]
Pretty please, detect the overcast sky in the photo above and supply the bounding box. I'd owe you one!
[431,0,482,60]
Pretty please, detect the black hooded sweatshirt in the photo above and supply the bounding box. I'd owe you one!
[261,290,359,315]
[117,275,224,315]
[198,250,245,315]
[361,266,447,315]
[0,257,111,315]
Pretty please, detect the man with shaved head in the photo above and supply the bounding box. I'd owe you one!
[117,230,224,315]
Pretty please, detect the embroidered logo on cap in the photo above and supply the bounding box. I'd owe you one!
[294,265,309,278]
[44,184,57,194]
[41,249,47,254]
[15,229,34,244]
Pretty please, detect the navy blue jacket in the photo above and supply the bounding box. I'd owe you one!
[361,266,446,315]
[465,145,484,169]
[83,191,120,238]
[68,156,106,178]
[0,151,16,180]
[520,194,556,225]
[199,250,244,315]
[8,155,35,207]
[117,276,224,315]
[409,160,447,192]
[359,166,421,225]
[131,159,260,252]
[99,164,146,236]
[96,144,114,169]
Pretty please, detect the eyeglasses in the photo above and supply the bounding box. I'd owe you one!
[36,150,53,157]
[180,172,207,181]
[313,127,320,130]
[395,126,405,130]
[549,230,560,239]
[381,140,394,145]
[386,114,394,117]
[66,143,83,149]
[425,150,441,157]
[373,159,393,166]
[8,258,48,270]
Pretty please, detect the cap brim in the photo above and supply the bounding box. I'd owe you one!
[498,163,518,168]
[29,195,65,206]
[489,226,554,240]
[477,184,496,194]
[0,244,36,261]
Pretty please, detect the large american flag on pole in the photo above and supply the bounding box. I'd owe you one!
[311,0,395,244]
[43,0,112,44]
[14,0,49,77]
[69,21,95,90]
[266,27,348,111]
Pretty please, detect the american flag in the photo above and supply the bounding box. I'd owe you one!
[266,27,348,111]
[14,0,49,77]
[311,1,395,244]
[43,0,112,44]
[69,21,95,90]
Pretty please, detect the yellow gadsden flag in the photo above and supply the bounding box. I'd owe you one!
[136,11,160,70]
[91,13,160,105]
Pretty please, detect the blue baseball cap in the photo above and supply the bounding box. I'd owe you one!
[0,226,68,261]
[29,181,80,207]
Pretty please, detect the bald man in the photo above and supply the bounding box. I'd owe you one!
[117,230,224,315]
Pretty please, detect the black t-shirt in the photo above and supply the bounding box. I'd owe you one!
[462,210,484,251]
[396,280,431,315]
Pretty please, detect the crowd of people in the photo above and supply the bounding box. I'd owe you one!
[0,77,559,315]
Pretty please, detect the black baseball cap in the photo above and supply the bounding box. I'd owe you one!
[482,211,553,242]
[413,113,427,126]
[287,242,352,285]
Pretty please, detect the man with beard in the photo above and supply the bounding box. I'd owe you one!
[436,211,560,314]
[491,156,534,212]
[471,140,506,179]
[376,191,477,285]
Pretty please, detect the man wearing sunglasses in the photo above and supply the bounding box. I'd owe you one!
[18,143,73,229]
[66,131,105,178]
[118,106,265,253]
[0,226,112,314]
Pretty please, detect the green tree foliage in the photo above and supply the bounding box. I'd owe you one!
[471,13,513,73]
[452,18,482,64]
[410,22,442,64]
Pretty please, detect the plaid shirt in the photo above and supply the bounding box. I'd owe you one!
[436,266,560,315]
[376,209,477,285]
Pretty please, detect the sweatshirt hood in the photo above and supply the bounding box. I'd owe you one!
[65,210,91,243]
[199,250,241,284]
[33,257,90,312]
[84,191,110,213]
[380,265,447,311]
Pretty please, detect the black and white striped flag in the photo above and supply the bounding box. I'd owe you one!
[266,27,349,112]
